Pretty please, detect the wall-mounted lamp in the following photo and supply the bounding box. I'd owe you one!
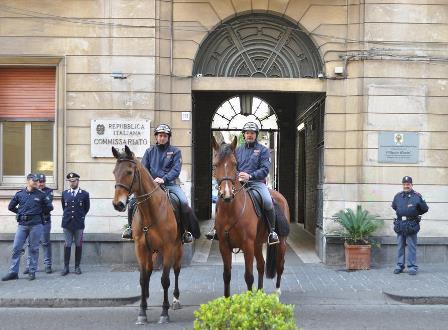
[240,95,252,116]
[297,123,305,131]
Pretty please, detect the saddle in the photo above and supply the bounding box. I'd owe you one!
[246,188,289,237]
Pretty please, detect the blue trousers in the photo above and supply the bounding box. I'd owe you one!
[9,224,43,274]
[246,181,273,211]
[63,228,84,247]
[26,221,52,268]
[165,184,189,213]
[397,233,418,271]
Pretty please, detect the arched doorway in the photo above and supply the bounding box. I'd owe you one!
[191,13,325,237]
[211,96,279,198]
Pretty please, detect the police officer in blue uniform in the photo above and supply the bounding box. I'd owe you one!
[392,176,429,275]
[2,173,53,281]
[61,172,90,276]
[121,124,193,244]
[24,173,54,274]
[206,122,279,245]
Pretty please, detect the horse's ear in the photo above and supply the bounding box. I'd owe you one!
[124,145,133,158]
[230,136,237,151]
[212,135,219,152]
[112,146,119,159]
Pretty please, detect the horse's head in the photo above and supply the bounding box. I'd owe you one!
[112,145,138,212]
[212,136,238,203]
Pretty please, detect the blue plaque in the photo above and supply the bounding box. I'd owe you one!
[378,132,419,163]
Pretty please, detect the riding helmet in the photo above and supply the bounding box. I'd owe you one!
[154,124,172,136]
[242,121,259,133]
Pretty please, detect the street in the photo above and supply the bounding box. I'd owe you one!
[2,303,448,330]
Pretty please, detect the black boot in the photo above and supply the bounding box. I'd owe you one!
[1,272,18,281]
[61,247,71,276]
[122,198,136,240]
[74,246,82,275]
[205,228,218,241]
[180,212,193,244]
[266,208,279,245]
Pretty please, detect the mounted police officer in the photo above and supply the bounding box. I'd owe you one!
[2,173,53,281]
[207,122,279,245]
[61,172,90,276]
[392,176,428,275]
[24,173,54,274]
[122,124,193,244]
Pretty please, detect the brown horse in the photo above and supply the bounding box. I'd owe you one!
[112,145,182,324]
[212,136,290,297]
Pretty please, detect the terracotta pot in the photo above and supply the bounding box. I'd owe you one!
[344,243,371,270]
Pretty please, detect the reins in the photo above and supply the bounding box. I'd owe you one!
[115,157,161,252]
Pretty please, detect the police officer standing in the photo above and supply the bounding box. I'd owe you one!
[2,173,53,281]
[24,173,54,274]
[392,176,429,275]
[121,124,193,244]
[61,173,90,276]
[207,122,279,244]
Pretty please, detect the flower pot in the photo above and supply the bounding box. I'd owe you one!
[344,243,371,270]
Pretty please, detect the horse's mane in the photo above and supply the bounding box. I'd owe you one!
[217,143,234,160]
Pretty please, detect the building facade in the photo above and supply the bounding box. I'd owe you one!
[0,0,447,265]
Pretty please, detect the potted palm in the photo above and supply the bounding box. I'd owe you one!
[333,205,383,270]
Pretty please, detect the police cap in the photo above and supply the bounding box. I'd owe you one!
[402,176,413,184]
[37,173,46,182]
[66,172,80,181]
[26,173,38,181]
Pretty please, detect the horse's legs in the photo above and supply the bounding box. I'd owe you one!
[172,246,182,310]
[159,259,171,324]
[219,242,232,298]
[275,238,287,295]
[254,242,265,290]
[135,268,148,324]
[243,242,255,292]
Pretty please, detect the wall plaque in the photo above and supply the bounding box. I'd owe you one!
[378,132,419,163]
[91,119,150,157]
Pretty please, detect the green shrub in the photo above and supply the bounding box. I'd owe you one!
[332,205,384,245]
[194,290,297,330]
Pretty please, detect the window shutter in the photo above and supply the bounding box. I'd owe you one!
[0,67,56,121]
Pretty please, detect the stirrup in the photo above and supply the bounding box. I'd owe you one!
[268,232,280,245]
[205,229,218,241]
[121,227,133,240]
[182,231,193,244]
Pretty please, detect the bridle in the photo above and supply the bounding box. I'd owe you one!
[114,158,160,205]
[215,162,246,200]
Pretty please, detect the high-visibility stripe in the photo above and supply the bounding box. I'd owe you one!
[0,67,56,121]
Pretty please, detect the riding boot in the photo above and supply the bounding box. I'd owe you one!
[181,212,193,244]
[206,228,218,241]
[61,247,71,276]
[122,198,135,240]
[74,246,82,275]
[266,208,279,245]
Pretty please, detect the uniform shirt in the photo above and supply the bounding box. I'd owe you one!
[392,190,429,219]
[141,143,182,185]
[8,188,53,226]
[236,141,271,182]
[61,188,90,230]
[40,186,54,222]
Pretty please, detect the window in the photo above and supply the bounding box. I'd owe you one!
[0,67,56,186]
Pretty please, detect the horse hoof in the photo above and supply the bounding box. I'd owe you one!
[172,299,182,310]
[275,288,282,296]
[135,316,147,325]
[158,315,170,324]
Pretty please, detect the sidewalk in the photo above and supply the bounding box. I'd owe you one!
[1,244,448,308]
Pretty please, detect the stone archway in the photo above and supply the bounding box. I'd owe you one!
[193,13,323,78]
[191,13,325,221]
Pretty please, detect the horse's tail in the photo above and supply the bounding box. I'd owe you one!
[184,206,201,239]
[265,243,278,279]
